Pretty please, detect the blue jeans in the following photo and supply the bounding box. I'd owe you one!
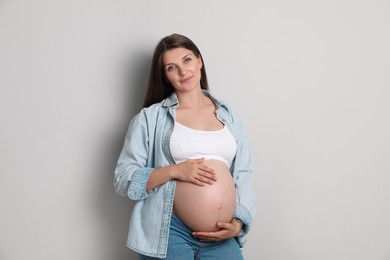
[138,214,244,260]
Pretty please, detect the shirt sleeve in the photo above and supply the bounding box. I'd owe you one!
[229,106,257,246]
[114,111,154,201]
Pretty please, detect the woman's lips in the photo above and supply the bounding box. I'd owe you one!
[180,76,193,84]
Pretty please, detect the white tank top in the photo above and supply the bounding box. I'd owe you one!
[170,122,237,167]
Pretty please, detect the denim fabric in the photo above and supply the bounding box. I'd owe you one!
[138,214,244,260]
[114,90,256,258]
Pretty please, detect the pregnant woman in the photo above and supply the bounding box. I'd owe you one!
[114,34,256,259]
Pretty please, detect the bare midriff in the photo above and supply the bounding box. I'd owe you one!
[173,159,236,232]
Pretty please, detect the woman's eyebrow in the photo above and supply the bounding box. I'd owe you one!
[165,54,193,66]
[182,54,193,59]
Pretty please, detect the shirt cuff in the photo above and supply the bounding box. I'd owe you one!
[128,167,154,200]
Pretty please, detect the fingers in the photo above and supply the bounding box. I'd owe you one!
[195,161,217,179]
[192,231,221,241]
[175,158,217,185]
[193,168,217,185]
[198,165,217,178]
[198,164,216,175]
[192,229,229,241]
[190,158,215,174]
[193,173,215,185]
[217,222,230,229]
[192,222,238,241]
[189,159,217,178]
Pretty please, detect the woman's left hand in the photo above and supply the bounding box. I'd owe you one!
[192,218,242,242]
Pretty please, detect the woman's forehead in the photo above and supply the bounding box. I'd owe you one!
[163,48,194,64]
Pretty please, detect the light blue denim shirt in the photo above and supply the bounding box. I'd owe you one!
[114,90,257,258]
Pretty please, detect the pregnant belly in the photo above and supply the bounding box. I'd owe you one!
[173,159,236,232]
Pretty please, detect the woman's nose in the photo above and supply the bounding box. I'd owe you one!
[178,67,186,76]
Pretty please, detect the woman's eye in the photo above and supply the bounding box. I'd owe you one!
[167,66,175,72]
[184,58,192,63]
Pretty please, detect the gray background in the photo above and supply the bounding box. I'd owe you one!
[1,0,389,259]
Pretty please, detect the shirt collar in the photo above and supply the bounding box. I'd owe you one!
[162,89,223,109]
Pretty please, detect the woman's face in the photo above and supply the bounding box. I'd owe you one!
[162,47,203,93]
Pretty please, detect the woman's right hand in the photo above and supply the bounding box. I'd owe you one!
[171,158,217,186]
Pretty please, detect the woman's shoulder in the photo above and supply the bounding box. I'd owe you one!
[203,90,232,111]
[208,93,243,124]
[141,100,165,113]
[208,93,236,116]
[131,98,170,122]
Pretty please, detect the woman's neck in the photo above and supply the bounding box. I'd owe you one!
[176,88,210,110]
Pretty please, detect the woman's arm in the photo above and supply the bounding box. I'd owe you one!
[230,106,257,245]
[114,112,152,200]
[115,111,217,200]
